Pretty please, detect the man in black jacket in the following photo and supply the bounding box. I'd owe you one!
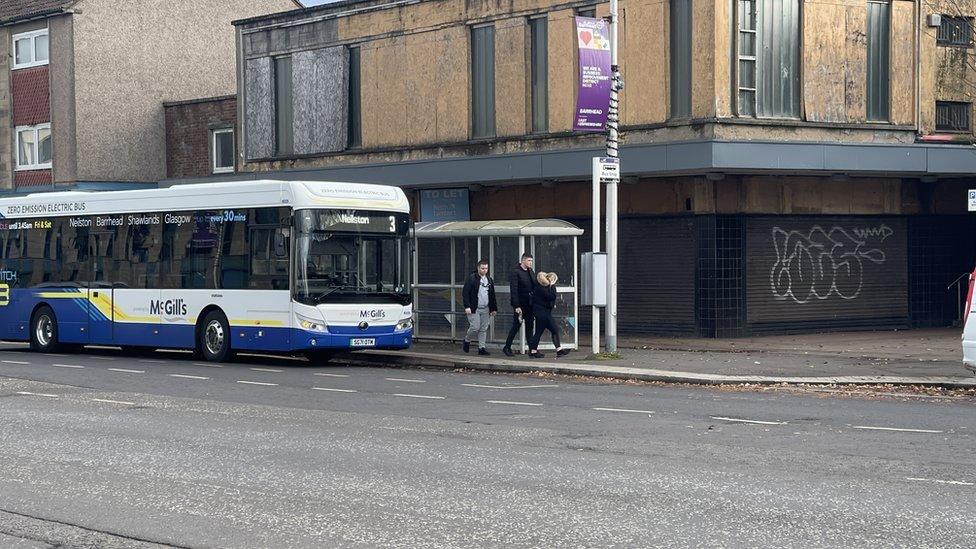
[503,252,537,356]
[461,259,497,355]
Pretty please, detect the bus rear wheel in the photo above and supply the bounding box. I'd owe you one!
[30,306,61,353]
[200,310,234,363]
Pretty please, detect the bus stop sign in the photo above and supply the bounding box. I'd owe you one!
[969,189,976,212]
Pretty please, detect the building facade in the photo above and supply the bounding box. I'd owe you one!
[160,0,976,336]
[0,0,299,192]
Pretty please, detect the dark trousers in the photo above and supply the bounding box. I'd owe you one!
[504,306,535,349]
[529,312,561,350]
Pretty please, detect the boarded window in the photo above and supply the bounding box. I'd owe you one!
[274,56,294,156]
[670,0,692,118]
[936,101,971,132]
[348,46,362,148]
[866,1,890,122]
[737,0,800,118]
[471,25,496,139]
[937,16,973,46]
[530,17,548,132]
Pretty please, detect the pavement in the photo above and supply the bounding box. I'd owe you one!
[348,328,976,388]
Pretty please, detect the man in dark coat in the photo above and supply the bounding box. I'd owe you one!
[503,252,537,356]
[461,259,497,355]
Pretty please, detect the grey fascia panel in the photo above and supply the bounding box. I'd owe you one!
[925,145,976,175]
[664,141,713,171]
[541,149,598,179]
[824,144,925,173]
[712,141,823,171]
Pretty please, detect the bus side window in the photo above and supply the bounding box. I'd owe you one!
[249,227,288,290]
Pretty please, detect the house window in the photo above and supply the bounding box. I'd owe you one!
[212,128,234,174]
[736,0,800,118]
[936,101,971,132]
[530,17,548,133]
[937,16,973,47]
[15,124,52,170]
[12,29,49,70]
[348,46,362,148]
[471,25,496,139]
[866,1,890,121]
[576,6,597,17]
[670,0,692,118]
[274,56,294,156]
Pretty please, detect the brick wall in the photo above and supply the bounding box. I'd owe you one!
[15,169,53,186]
[164,95,237,179]
[12,65,50,126]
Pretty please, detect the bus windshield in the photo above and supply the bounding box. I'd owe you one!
[294,209,411,305]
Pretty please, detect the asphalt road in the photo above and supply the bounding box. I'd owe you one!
[0,342,974,548]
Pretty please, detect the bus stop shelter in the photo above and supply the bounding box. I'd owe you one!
[413,219,584,352]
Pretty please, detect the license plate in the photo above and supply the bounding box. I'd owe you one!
[351,338,376,347]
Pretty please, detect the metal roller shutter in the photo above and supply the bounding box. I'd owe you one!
[745,216,908,333]
[572,216,697,335]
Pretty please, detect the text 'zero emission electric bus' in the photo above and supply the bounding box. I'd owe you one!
[0,180,413,362]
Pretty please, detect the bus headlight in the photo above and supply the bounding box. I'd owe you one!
[395,318,413,332]
[297,313,328,333]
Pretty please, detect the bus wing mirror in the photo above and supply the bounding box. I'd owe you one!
[274,230,287,257]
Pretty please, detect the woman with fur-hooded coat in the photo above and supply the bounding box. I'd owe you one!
[528,271,569,358]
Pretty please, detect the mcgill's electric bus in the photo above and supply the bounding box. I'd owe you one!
[0,180,413,362]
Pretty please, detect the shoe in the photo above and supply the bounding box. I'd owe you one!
[478,348,490,356]
[462,341,470,353]
[502,347,514,357]
[529,351,545,359]
[556,348,570,357]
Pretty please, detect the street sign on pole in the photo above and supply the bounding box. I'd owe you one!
[598,157,619,182]
[969,189,976,212]
[604,0,622,353]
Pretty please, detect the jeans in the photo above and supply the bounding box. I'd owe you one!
[529,312,561,350]
[465,307,491,348]
[504,306,535,349]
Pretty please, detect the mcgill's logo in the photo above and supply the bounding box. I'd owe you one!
[150,299,188,316]
[360,309,387,319]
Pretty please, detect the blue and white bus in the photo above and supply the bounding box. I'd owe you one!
[0,180,413,362]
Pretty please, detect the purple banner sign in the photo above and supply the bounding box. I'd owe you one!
[573,16,612,132]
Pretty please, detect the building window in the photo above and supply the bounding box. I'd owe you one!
[736,0,800,118]
[15,124,52,170]
[937,16,973,47]
[530,17,548,133]
[576,6,597,17]
[866,1,890,121]
[670,0,692,118]
[274,56,294,156]
[348,46,362,148]
[471,25,496,139]
[936,101,971,132]
[212,128,235,174]
[12,29,49,70]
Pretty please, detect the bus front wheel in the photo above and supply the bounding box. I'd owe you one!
[200,310,234,363]
[30,306,61,353]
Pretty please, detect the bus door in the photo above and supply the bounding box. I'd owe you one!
[89,229,116,344]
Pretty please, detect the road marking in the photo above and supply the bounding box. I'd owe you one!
[1,360,30,365]
[250,367,283,373]
[312,387,358,393]
[138,359,167,364]
[43,354,68,357]
[314,373,350,378]
[906,477,974,486]
[89,356,115,361]
[15,391,57,398]
[392,393,445,400]
[385,377,426,383]
[194,363,222,368]
[487,400,543,407]
[236,380,278,386]
[852,425,943,434]
[462,383,558,389]
[91,398,135,406]
[169,374,210,380]
[593,407,656,415]
[107,368,144,374]
[52,364,85,369]
[711,416,787,425]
